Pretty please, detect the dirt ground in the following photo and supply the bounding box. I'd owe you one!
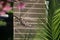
[13,0,46,40]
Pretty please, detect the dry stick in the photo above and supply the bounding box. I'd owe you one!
[13,15,26,26]
[13,15,20,21]
[14,15,31,27]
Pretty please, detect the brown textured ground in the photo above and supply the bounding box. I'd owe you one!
[13,0,46,40]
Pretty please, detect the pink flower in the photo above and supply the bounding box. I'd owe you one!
[0,3,12,16]
[0,1,4,4]
[0,11,5,15]
[17,2,25,9]
[3,5,12,12]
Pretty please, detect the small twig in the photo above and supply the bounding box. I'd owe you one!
[13,15,31,27]
[13,15,20,21]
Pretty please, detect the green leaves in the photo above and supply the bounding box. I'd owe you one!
[52,8,60,40]
[8,10,13,14]
[35,0,60,40]
[0,20,7,26]
[36,9,60,40]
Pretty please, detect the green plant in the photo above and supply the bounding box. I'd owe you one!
[34,0,60,40]
[0,20,7,26]
[34,7,60,40]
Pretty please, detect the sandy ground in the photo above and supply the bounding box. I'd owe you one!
[13,0,46,40]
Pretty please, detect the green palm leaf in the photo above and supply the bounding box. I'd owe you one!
[52,8,60,40]
[35,9,60,40]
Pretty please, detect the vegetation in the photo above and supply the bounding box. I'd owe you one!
[34,0,60,40]
[0,20,7,26]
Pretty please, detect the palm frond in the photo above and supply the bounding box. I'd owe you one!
[36,8,60,40]
[52,8,60,40]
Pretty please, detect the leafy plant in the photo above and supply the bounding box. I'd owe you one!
[34,0,60,40]
[34,8,60,40]
[0,20,7,26]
